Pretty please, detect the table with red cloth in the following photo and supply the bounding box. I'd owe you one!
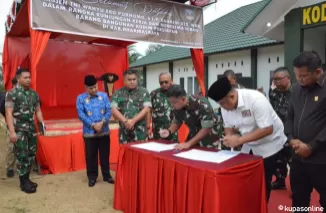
[114,141,267,213]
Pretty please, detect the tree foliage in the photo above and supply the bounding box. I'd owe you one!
[145,44,163,55]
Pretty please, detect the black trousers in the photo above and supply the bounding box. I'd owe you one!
[290,159,326,212]
[263,151,279,202]
[250,150,279,203]
[84,135,110,180]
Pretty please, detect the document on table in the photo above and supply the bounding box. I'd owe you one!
[174,149,240,163]
[131,142,177,152]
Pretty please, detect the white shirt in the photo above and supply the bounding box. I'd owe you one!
[221,89,287,158]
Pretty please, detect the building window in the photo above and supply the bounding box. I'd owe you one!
[178,68,180,72]
[234,61,237,66]
[187,77,193,94]
[216,64,218,68]
[241,61,243,66]
[268,58,271,63]
[228,62,230,67]
[180,77,184,89]
[186,68,188,71]
[277,56,279,62]
[222,63,224,68]
[186,76,200,95]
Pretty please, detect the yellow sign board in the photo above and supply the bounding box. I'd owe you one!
[302,3,326,26]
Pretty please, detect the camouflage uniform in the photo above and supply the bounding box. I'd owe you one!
[269,86,292,180]
[150,88,178,142]
[111,87,152,144]
[5,85,40,177]
[172,95,223,148]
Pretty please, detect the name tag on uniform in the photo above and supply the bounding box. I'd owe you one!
[241,109,252,117]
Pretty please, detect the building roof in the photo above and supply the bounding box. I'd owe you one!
[131,0,278,68]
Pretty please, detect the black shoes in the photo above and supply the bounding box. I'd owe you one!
[19,174,37,194]
[89,176,115,187]
[271,179,286,190]
[88,179,96,187]
[104,176,115,184]
[6,169,14,178]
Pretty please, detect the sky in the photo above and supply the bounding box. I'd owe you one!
[0,0,261,55]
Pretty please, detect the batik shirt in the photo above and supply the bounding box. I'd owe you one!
[111,87,152,144]
[150,88,178,142]
[76,92,111,137]
[5,85,40,133]
[269,86,292,123]
[172,95,223,148]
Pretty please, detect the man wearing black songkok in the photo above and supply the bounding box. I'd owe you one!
[208,77,286,202]
[76,75,114,187]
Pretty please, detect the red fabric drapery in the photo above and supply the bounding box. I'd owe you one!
[2,37,31,90]
[27,0,51,90]
[190,48,205,96]
[2,36,10,89]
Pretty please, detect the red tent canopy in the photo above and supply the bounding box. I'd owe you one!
[2,0,205,120]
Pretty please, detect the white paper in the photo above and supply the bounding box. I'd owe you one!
[174,149,240,163]
[131,142,177,152]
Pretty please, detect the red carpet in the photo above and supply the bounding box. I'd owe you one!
[110,163,321,212]
[268,177,321,213]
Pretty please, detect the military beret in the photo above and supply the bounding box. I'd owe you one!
[207,77,232,102]
[84,75,97,86]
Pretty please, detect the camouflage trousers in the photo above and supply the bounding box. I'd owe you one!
[14,131,37,176]
[274,144,292,180]
[5,130,16,171]
[119,124,147,144]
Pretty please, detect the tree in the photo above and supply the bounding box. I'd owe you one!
[128,45,142,64]
[145,44,163,55]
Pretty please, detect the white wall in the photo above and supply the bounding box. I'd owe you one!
[173,59,196,91]
[146,63,169,93]
[304,28,326,63]
[257,45,284,97]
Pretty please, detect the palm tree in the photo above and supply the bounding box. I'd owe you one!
[128,45,142,64]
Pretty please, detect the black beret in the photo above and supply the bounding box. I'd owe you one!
[207,77,232,102]
[84,75,97,86]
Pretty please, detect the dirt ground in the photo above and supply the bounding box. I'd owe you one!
[0,127,122,213]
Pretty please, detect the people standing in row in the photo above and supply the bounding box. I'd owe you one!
[269,67,292,190]
[285,51,326,212]
[5,68,45,193]
[111,69,151,144]
[160,84,223,150]
[76,75,114,187]
[148,72,178,142]
[208,77,287,202]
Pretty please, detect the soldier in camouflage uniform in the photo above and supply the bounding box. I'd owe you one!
[111,69,152,144]
[148,72,178,142]
[269,67,292,190]
[160,85,223,149]
[5,68,44,193]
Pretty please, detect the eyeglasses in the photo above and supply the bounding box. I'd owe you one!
[159,81,169,85]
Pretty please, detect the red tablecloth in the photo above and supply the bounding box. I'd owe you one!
[114,141,267,213]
